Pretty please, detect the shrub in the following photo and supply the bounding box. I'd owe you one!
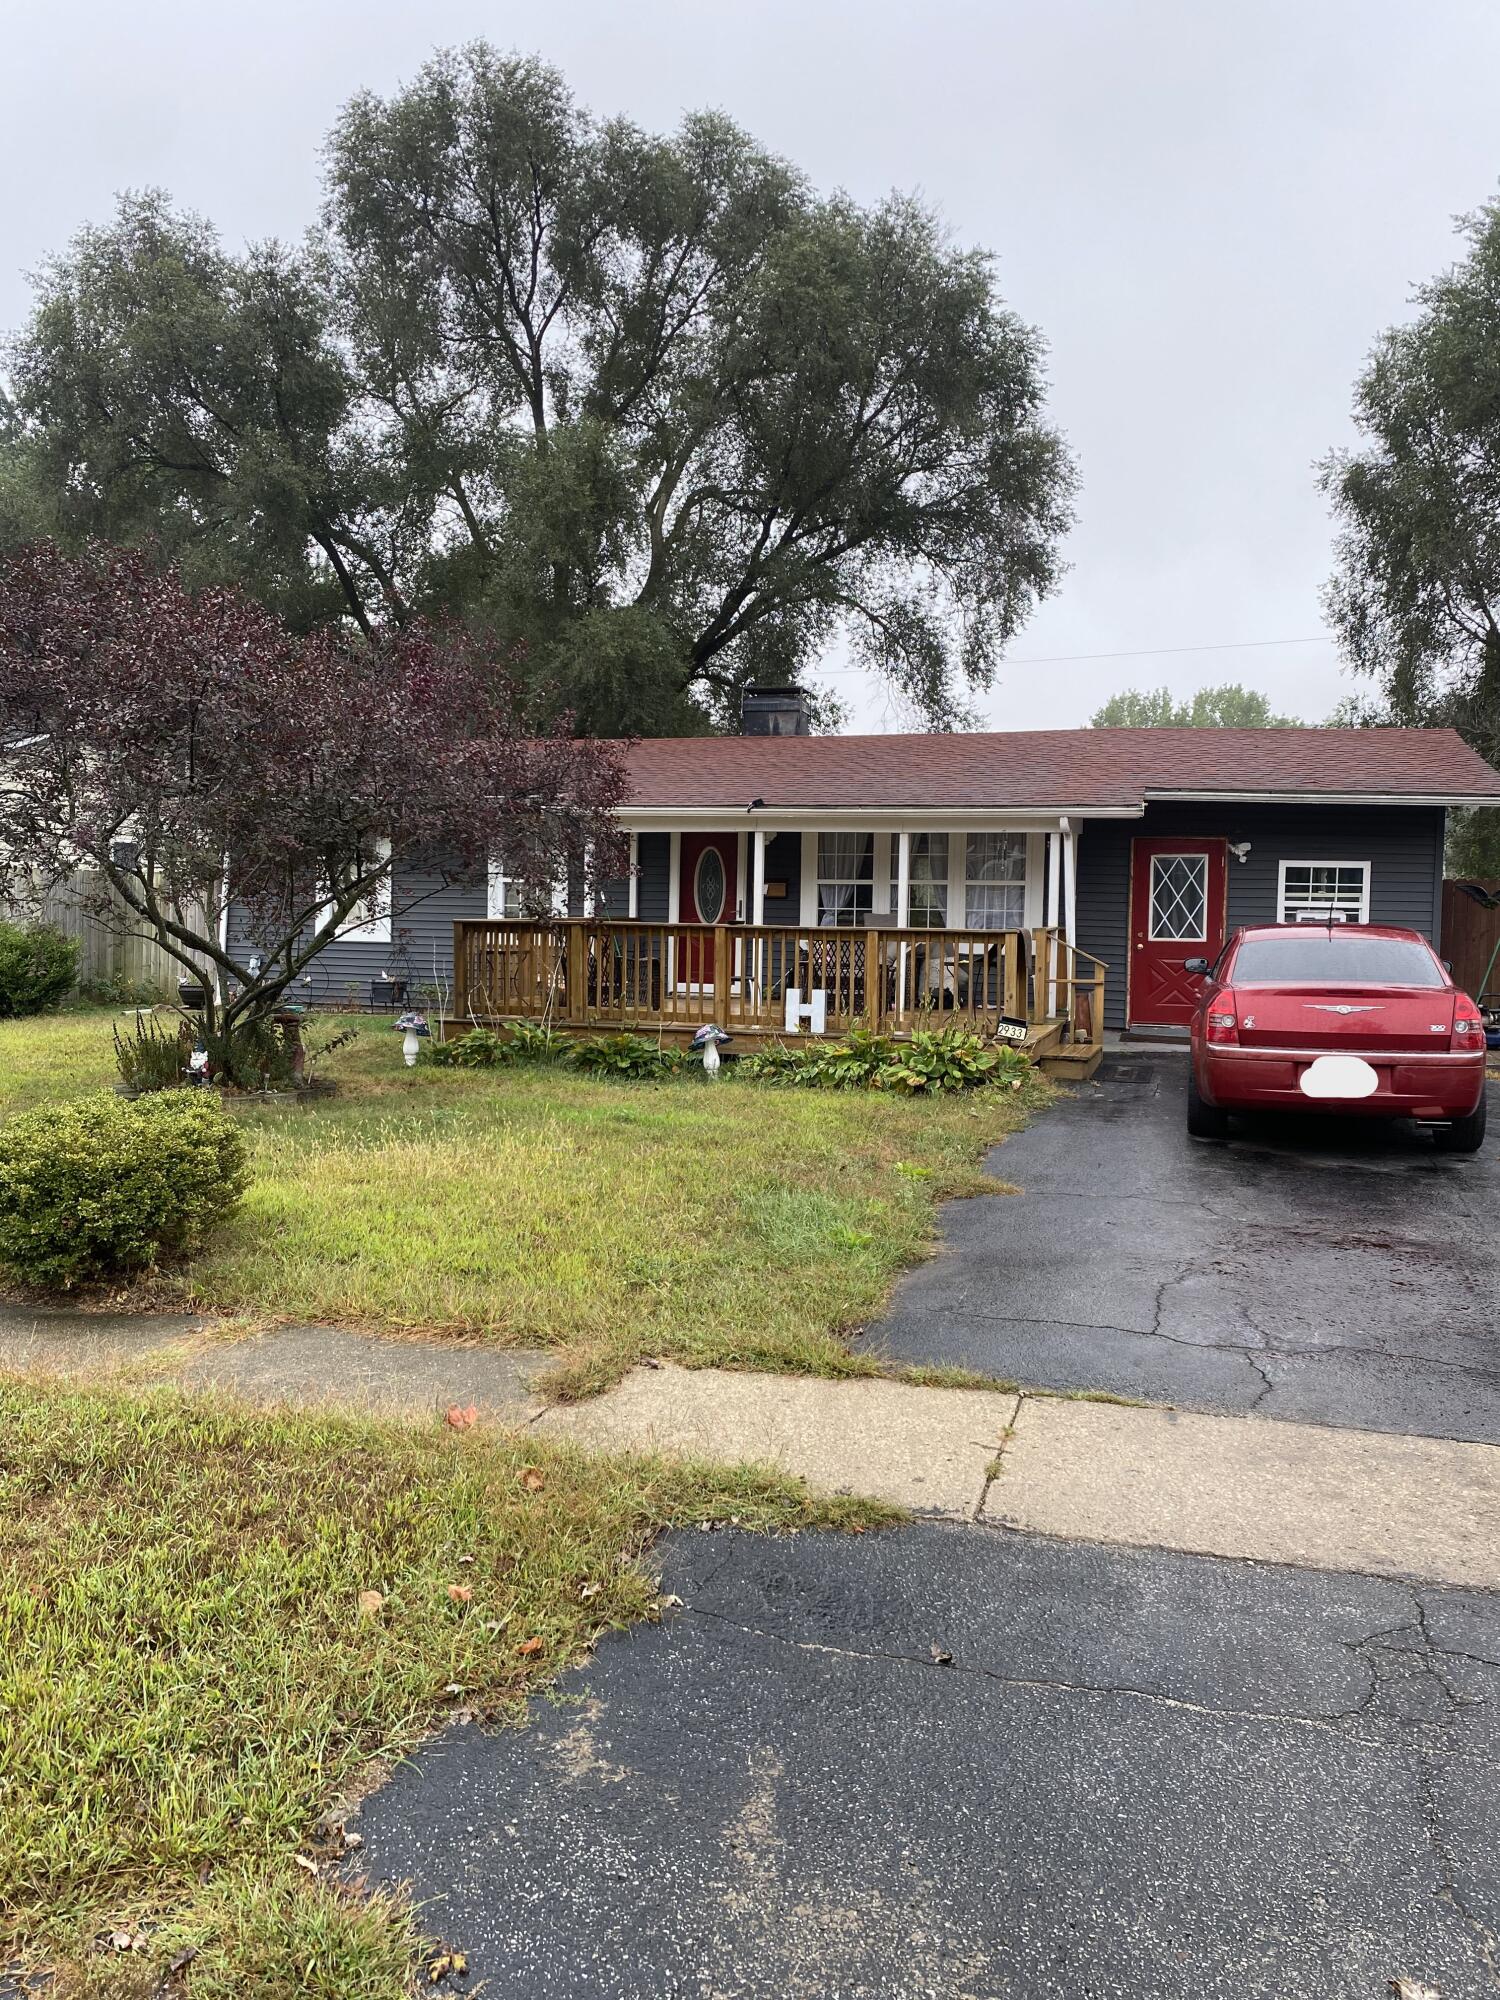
[569,1033,688,1080]
[504,1021,567,1062]
[0,1091,249,1288]
[425,1027,513,1069]
[0,920,79,1017]
[881,1026,1031,1093]
[738,1025,1032,1094]
[735,1040,828,1086]
[113,1012,188,1092]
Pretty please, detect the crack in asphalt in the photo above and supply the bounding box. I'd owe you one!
[680,1564,1500,1987]
[886,1301,1500,1387]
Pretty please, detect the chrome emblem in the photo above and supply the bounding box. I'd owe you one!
[1306,1003,1380,1015]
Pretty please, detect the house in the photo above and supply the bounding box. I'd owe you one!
[247,689,1500,1068]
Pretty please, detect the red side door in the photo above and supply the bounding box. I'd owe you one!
[1128,837,1228,1028]
[678,832,739,983]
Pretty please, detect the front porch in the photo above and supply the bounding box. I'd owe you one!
[451,918,1107,1074]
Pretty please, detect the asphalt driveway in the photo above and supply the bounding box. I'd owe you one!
[352,1523,1500,1999]
[869,1056,1500,1444]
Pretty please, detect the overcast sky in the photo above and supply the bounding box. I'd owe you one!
[6,0,1500,732]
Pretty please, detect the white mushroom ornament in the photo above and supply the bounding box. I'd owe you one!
[395,1010,430,1067]
[691,1024,732,1078]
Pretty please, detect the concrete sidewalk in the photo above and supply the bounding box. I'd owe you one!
[5,1309,1499,1590]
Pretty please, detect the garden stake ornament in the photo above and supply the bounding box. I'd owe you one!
[691,1024,732,1077]
[395,1011,430,1066]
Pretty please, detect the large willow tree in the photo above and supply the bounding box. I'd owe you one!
[3,47,1075,734]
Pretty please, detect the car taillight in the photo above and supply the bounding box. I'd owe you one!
[1205,996,1240,1046]
[1452,998,1484,1050]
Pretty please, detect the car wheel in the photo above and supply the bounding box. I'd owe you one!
[1186,1065,1230,1140]
[1431,1093,1488,1154]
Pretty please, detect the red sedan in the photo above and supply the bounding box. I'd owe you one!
[1185,923,1488,1152]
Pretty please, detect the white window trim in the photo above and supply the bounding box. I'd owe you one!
[319,836,392,944]
[1277,859,1371,925]
[803,826,1045,930]
[961,831,1030,932]
[488,856,568,919]
[814,831,877,928]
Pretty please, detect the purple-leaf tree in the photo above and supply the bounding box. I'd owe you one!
[0,541,627,1037]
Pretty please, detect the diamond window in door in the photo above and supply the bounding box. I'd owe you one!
[1149,854,1209,942]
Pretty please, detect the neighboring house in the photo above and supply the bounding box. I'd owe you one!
[231,690,1500,1048]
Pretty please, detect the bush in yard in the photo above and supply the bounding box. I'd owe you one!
[425,1027,514,1068]
[738,1026,1031,1093]
[112,1011,188,1092]
[570,1033,688,1080]
[882,1027,1029,1093]
[0,920,79,1017]
[0,1091,248,1287]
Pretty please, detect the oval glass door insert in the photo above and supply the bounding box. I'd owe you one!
[694,847,727,924]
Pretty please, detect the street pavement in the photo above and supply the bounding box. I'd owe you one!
[351,1521,1500,1999]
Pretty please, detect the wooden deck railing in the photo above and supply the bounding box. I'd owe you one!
[453,919,1107,1046]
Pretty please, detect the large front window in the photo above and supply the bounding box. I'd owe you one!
[964,833,1026,930]
[817,833,874,927]
[890,833,950,927]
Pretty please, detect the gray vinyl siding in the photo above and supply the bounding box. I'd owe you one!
[763,831,802,923]
[1074,803,1447,1030]
[227,863,486,1009]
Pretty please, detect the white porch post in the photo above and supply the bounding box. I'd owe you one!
[1045,828,1062,1014]
[895,830,912,1021]
[627,832,639,919]
[1060,817,1077,948]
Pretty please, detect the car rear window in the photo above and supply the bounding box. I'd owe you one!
[1230,934,1446,987]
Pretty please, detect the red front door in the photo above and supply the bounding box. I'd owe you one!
[679,832,739,983]
[1128,837,1227,1028]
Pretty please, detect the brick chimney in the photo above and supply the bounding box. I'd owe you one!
[741,685,812,736]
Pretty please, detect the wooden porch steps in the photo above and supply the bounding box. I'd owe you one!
[1038,1039,1104,1082]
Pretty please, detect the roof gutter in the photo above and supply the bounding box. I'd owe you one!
[1142,788,1500,807]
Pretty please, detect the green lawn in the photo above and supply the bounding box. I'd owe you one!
[3,1378,888,1995]
[0,1010,1048,1395]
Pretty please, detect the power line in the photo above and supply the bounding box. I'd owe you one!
[816,634,1334,675]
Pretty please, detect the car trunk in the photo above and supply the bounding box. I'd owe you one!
[1233,985,1455,1053]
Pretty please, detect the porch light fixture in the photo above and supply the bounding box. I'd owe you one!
[395,1010,430,1066]
[1228,842,1252,863]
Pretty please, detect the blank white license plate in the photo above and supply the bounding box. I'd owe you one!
[1299,1054,1379,1099]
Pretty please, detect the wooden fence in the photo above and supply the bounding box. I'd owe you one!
[1442,878,1500,1002]
[2,871,214,997]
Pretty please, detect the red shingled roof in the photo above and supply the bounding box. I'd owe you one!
[612,727,1500,812]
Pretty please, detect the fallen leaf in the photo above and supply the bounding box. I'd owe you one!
[456,1553,475,1565]
[427,1943,470,1984]
[293,1854,320,1877]
[356,1590,385,1621]
[517,1635,544,1656]
[1390,1982,1441,1999]
[343,1830,363,1852]
[444,1404,478,1431]
[447,1583,474,1604]
[930,1644,954,1666]
[167,1944,198,1976]
[579,1581,602,1601]
[657,1593,684,1610]
[520,1467,546,1492]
